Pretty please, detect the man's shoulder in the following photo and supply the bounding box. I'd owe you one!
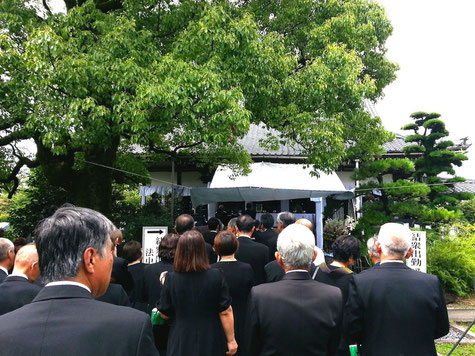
[254,275,341,296]
[355,263,439,284]
[0,297,148,327]
[0,277,42,291]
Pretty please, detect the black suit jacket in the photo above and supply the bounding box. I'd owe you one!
[112,257,134,293]
[246,271,343,356]
[96,283,131,307]
[264,260,284,283]
[0,285,158,356]
[206,242,218,264]
[203,231,218,245]
[235,237,269,285]
[254,229,278,261]
[344,262,449,356]
[0,276,42,315]
[0,269,7,284]
[144,260,174,313]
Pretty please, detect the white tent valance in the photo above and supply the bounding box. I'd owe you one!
[191,162,353,206]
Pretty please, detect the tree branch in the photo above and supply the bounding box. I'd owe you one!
[0,130,31,147]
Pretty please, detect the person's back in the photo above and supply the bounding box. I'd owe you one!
[159,267,231,355]
[0,276,41,315]
[0,244,41,316]
[345,223,448,356]
[0,287,154,356]
[158,230,236,356]
[247,224,343,356]
[0,207,158,356]
[96,283,131,307]
[249,276,342,356]
[234,215,268,285]
[346,264,448,356]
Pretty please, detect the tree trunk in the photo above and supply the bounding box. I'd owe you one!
[36,137,120,216]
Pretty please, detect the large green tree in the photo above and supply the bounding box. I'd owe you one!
[402,111,470,206]
[1,0,397,213]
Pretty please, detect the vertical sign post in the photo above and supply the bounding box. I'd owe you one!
[406,230,426,273]
[142,226,168,264]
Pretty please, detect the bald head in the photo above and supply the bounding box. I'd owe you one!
[175,214,195,235]
[13,244,40,282]
[296,218,313,231]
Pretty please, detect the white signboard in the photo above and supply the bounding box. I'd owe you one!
[406,231,427,273]
[142,226,168,264]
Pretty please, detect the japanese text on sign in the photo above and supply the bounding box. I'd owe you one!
[406,231,426,273]
[142,226,168,264]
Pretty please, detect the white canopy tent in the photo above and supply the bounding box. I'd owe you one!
[190,162,353,249]
[190,162,352,206]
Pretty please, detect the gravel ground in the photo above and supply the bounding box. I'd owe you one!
[436,325,475,344]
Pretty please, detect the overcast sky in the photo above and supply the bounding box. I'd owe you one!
[375,0,474,178]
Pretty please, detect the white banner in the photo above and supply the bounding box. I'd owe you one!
[406,231,427,273]
[142,226,168,264]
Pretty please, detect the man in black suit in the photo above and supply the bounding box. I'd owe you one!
[175,214,217,263]
[344,223,449,356]
[0,238,15,283]
[263,212,297,283]
[0,206,158,356]
[203,217,222,246]
[246,223,343,356]
[235,215,269,285]
[0,244,41,315]
[254,213,278,261]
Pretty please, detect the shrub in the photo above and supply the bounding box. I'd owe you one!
[427,224,475,297]
[459,198,475,224]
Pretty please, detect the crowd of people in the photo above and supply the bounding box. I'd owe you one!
[0,206,449,356]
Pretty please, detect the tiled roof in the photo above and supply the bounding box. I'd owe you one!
[382,134,412,153]
[454,179,475,194]
[240,125,412,158]
[238,124,304,157]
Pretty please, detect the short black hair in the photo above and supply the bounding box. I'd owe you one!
[213,231,239,256]
[33,206,115,283]
[175,214,194,235]
[207,217,221,231]
[236,215,254,233]
[332,235,361,263]
[122,240,142,263]
[260,213,274,229]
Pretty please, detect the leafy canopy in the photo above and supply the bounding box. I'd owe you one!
[0,0,397,212]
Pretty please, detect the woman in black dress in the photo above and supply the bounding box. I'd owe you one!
[158,230,237,356]
[144,233,179,354]
[212,231,254,356]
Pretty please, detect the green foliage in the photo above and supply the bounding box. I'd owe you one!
[0,194,9,222]
[436,343,475,356]
[459,198,475,224]
[352,158,414,181]
[1,0,398,213]
[427,224,475,297]
[7,168,70,238]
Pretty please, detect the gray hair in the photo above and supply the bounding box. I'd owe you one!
[366,236,380,258]
[277,211,296,229]
[378,223,412,259]
[227,217,237,230]
[33,207,115,283]
[0,238,14,261]
[277,223,315,269]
